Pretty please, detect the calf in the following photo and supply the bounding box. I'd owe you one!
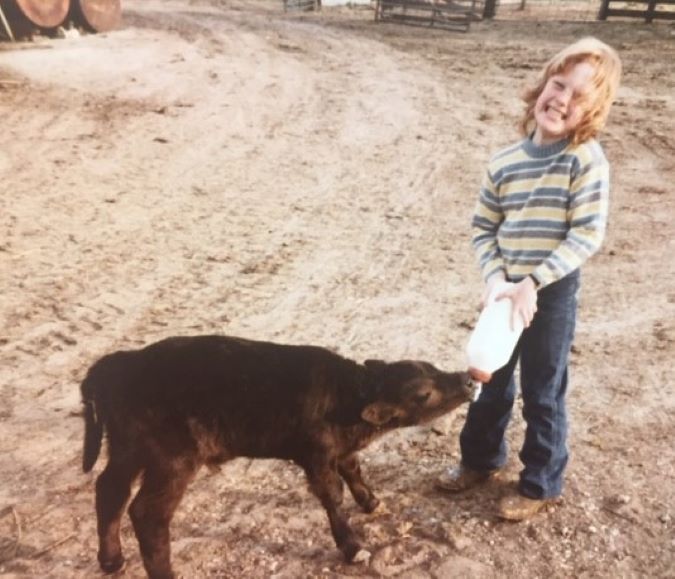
[81,335,478,578]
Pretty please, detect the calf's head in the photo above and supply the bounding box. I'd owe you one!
[361,360,479,428]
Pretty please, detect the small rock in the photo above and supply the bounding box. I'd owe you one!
[442,526,472,551]
[352,549,371,564]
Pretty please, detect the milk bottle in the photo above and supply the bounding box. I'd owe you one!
[466,282,524,383]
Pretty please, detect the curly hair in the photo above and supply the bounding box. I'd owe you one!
[520,37,622,145]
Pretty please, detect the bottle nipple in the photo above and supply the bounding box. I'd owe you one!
[468,367,492,384]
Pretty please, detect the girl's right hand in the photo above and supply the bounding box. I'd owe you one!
[481,272,507,308]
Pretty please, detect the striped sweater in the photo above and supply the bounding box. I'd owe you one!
[472,137,610,288]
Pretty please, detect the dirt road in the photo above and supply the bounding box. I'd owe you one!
[0,1,673,576]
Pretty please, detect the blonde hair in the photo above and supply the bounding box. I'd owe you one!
[520,37,622,145]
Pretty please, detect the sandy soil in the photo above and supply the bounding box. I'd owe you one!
[0,1,673,577]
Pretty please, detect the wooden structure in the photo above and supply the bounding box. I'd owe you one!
[0,5,14,40]
[0,0,121,40]
[0,0,69,38]
[374,0,483,32]
[599,0,675,21]
[70,0,121,32]
[284,0,320,11]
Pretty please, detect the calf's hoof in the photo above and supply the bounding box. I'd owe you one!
[99,553,125,574]
[342,539,370,563]
[362,496,380,514]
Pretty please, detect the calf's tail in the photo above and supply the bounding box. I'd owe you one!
[81,361,107,473]
[82,397,103,472]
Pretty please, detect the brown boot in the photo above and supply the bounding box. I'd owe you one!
[435,464,498,493]
[497,492,553,521]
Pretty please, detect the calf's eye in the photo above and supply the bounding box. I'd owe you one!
[414,392,431,404]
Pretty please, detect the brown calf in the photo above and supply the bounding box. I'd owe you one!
[81,335,478,578]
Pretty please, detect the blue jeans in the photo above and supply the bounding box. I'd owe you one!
[459,270,580,499]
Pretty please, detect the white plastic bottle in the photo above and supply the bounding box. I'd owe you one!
[466,284,524,383]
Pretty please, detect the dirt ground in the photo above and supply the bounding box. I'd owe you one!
[0,1,673,577]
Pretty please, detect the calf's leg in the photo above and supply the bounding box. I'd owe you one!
[304,453,363,562]
[95,459,141,573]
[338,453,380,513]
[128,458,198,579]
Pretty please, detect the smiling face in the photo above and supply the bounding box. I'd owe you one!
[533,60,597,145]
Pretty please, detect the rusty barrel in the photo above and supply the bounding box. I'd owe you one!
[0,0,69,33]
[70,0,121,32]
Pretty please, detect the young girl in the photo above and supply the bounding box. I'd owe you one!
[437,37,622,521]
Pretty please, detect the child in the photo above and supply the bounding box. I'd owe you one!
[437,37,622,521]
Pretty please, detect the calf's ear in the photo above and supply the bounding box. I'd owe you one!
[361,402,403,426]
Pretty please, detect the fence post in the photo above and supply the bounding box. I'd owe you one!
[598,0,610,20]
[483,0,497,19]
[646,0,657,22]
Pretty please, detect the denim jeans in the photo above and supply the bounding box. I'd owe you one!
[459,270,580,499]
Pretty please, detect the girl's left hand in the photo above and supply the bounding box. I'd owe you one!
[493,277,538,329]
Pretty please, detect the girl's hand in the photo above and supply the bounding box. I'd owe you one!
[481,271,507,308]
[493,277,538,329]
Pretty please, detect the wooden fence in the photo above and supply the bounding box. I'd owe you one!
[284,0,321,11]
[598,0,675,21]
[374,0,484,31]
